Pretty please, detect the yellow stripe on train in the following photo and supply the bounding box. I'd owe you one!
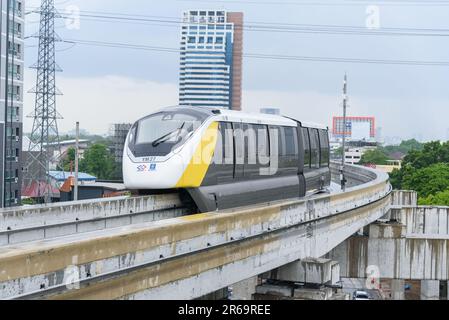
[175,122,219,188]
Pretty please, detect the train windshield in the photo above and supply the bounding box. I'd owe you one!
[137,113,198,145]
[128,110,207,157]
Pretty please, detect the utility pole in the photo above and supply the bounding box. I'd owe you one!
[74,122,80,201]
[340,74,348,191]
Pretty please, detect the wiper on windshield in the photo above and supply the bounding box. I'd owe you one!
[152,122,185,147]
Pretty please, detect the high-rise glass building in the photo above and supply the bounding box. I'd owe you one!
[0,0,24,207]
[179,10,243,110]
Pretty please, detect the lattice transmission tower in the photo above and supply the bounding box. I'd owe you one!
[23,0,63,203]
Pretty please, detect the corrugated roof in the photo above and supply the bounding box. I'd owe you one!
[48,171,97,182]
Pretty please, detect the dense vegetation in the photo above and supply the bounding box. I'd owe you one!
[359,139,423,165]
[359,149,389,165]
[390,141,449,206]
[59,144,118,180]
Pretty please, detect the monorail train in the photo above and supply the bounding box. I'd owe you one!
[123,106,331,212]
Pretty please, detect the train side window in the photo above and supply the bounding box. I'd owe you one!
[278,127,287,156]
[319,129,330,167]
[309,128,320,169]
[302,127,311,169]
[256,124,269,162]
[243,123,257,165]
[284,127,298,156]
[268,126,280,161]
[220,122,234,165]
[233,122,244,164]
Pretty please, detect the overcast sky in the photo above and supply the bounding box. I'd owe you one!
[23,0,449,141]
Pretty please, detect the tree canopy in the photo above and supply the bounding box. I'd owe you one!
[59,147,76,172]
[419,189,449,206]
[79,144,117,180]
[390,140,449,206]
[359,149,389,165]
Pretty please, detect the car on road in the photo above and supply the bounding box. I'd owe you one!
[353,290,371,300]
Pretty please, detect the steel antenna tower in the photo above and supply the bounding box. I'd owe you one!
[340,73,348,191]
[24,0,63,204]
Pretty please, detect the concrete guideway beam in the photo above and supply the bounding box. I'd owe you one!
[50,195,392,300]
[0,165,391,300]
[0,194,185,246]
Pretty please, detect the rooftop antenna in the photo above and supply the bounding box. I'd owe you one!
[340,73,348,191]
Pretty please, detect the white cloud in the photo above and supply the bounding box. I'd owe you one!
[23,71,178,135]
[23,71,448,141]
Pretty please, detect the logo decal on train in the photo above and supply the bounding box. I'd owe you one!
[137,165,147,172]
[137,164,157,172]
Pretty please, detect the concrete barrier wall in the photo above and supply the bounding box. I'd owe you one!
[0,194,182,233]
[330,163,378,187]
[400,207,449,236]
[391,191,418,207]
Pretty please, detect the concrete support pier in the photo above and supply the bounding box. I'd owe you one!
[267,258,340,286]
[255,259,344,300]
[391,279,405,300]
[230,277,258,300]
[420,280,440,300]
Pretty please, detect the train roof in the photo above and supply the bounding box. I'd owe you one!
[151,106,328,130]
[199,106,328,130]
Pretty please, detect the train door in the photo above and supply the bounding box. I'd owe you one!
[217,122,235,185]
[297,125,307,197]
[233,122,245,180]
[308,128,321,191]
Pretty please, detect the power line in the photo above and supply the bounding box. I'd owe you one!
[25,8,449,33]
[60,38,449,66]
[23,10,449,38]
[175,0,449,6]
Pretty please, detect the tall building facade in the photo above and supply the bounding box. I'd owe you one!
[0,0,24,207]
[179,10,243,110]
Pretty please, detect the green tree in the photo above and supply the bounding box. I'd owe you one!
[79,144,116,180]
[59,147,76,172]
[389,168,404,190]
[331,147,343,158]
[419,189,449,206]
[359,149,389,165]
[403,141,449,170]
[389,141,449,190]
[401,163,449,198]
[399,139,424,152]
[382,139,424,159]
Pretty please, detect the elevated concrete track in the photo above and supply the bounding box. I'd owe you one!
[0,163,392,300]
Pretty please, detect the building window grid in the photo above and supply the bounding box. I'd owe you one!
[180,11,236,109]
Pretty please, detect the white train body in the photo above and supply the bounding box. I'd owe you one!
[123,106,331,212]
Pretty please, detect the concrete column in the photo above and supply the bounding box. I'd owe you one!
[229,277,258,300]
[272,258,333,285]
[391,279,405,300]
[420,280,440,300]
[447,281,449,300]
